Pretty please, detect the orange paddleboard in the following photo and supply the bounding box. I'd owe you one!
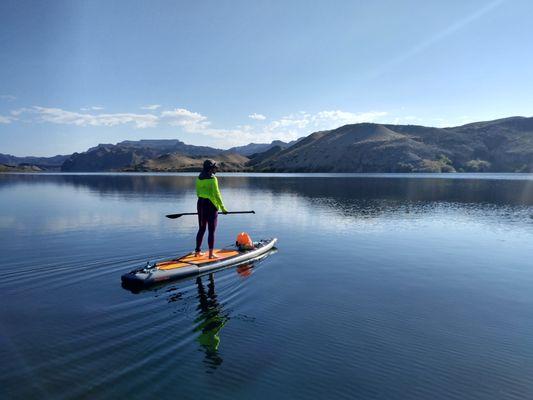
[157,249,239,271]
[121,238,277,288]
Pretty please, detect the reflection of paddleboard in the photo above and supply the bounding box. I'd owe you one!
[121,238,277,288]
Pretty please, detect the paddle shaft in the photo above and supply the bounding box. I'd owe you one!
[166,210,255,219]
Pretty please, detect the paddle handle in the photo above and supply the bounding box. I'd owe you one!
[166,210,255,219]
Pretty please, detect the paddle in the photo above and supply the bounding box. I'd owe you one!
[166,210,255,219]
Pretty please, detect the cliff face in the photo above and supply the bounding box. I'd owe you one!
[251,117,533,172]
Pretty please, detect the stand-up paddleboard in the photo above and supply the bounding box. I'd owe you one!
[121,238,277,288]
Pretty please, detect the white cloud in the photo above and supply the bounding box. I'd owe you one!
[0,95,16,101]
[10,108,30,116]
[248,113,266,120]
[312,110,387,127]
[258,110,386,133]
[6,104,389,148]
[167,109,389,147]
[188,109,387,147]
[80,106,104,111]
[141,104,161,110]
[160,108,210,132]
[0,115,13,124]
[267,113,311,130]
[32,106,158,128]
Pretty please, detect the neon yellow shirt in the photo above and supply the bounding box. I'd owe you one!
[196,176,227,212]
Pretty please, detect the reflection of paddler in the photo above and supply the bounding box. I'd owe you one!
[194,274,228,368]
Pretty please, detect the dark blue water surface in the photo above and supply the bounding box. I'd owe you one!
[1,173,533,400]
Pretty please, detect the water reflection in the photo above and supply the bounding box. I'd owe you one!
[0,173,195,191]
[194,274,229,371]
[2,174,533,399]
[192,264,256,370]
[1,173,532,206]
[1,173,531,238]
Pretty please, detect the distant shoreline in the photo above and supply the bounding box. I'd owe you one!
[3,171,533,182]
[3,117,532,174]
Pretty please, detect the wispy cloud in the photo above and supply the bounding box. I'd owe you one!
[0,95,16,102]
[263,110,387,132]
[193,109,388,146]
[369,0,506,79]
[32,107,158,128]
[10,108,30,116]
[141,104,161,110]
[249,113,266,120]
[391,115,423,125]
[6,105,388,146]
[312,110,387,127]
[0,115,13,124]
[80,106,104,111]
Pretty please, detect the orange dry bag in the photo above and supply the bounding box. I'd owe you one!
[236,232,254,250]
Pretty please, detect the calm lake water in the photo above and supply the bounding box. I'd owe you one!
[1,173,533,400]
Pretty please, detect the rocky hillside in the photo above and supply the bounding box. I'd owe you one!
[225,140,294,156]
[0,153,69,170]
[4,116,531,173]
[0,163,43,172]
[252,117,533,172]
[61,139,222,171]
[126,153,250,172]
[247,145,285,167]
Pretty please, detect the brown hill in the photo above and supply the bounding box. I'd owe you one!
[0,163,43,173]
[126,153,250,172]
[252,117,533,172]
[61,139,222,172]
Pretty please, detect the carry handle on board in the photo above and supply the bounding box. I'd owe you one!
[166,210,255,219]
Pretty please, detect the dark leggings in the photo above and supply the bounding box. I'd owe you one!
[195,198,218,252]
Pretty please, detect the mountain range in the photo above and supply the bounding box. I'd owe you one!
[0,153,70,170]
[1,116,532,173]
[253,117,533,172]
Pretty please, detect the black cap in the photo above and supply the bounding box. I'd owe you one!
[203,159,217,170]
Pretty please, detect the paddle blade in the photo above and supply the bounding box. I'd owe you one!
[165,214,183,219]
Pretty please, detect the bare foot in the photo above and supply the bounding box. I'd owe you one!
[194,251,205,257]
[208,251,219,259]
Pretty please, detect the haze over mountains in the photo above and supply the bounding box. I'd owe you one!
[1,116,532,173]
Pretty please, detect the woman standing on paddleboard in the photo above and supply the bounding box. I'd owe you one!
[195,159,228,259]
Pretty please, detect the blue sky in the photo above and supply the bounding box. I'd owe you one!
[1,0,532,156]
